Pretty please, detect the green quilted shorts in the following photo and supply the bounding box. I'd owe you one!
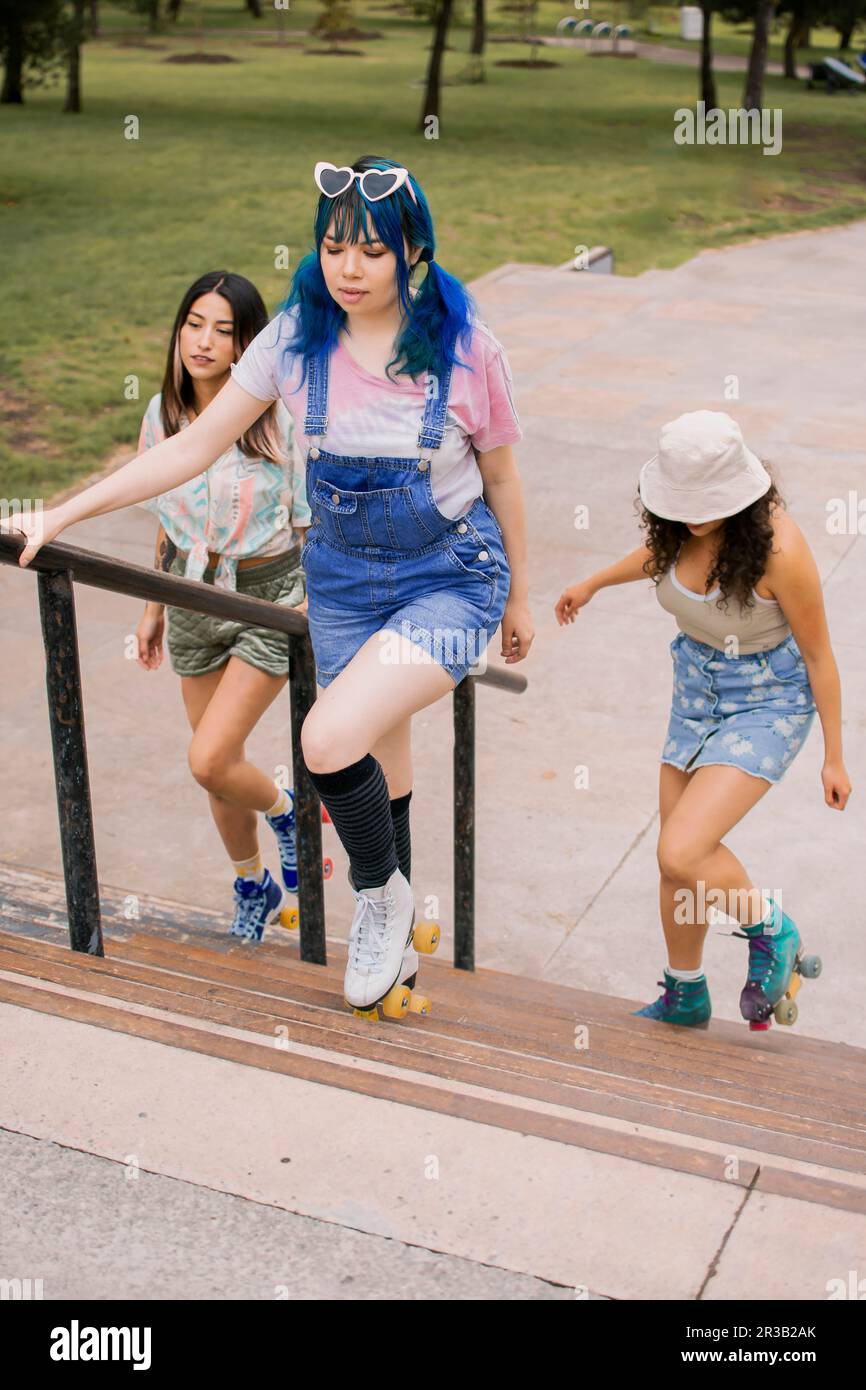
[166,548,307,679]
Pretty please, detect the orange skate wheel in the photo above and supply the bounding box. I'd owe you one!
[381,984,412,1020]
[413,921,440,955]
[408,993,431,1017]
[279,906,299,932]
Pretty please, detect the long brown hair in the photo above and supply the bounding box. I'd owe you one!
[160,271,284,465]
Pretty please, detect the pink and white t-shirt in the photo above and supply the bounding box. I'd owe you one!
[230,307,522,521]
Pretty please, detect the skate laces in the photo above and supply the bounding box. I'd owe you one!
[231,875,267,939]
[349,889,394,972]
[745,933,773,985]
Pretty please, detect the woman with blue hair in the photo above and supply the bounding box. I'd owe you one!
[8,155,534,1020]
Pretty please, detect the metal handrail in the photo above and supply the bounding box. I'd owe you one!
[0,529,527,971]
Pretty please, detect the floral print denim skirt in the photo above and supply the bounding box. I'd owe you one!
[661,631,816,784]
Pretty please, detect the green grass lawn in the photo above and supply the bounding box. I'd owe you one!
[2,0,865,499]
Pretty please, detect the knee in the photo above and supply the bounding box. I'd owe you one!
[301,709,354,774]
[657,831,702,884]
[188,737,234,793]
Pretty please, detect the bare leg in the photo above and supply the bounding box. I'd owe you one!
[302,632,454,775]
[657,764,772,970]
[184,657,289,862]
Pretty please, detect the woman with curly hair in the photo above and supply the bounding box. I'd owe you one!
[555,411,851,1031]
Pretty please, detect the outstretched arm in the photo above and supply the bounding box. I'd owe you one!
[555,543,657,625]
[2,379,273,565]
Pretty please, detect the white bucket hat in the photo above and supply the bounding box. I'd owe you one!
[638,411,772,523]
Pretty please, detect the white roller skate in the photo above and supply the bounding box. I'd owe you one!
[344,864,440,1020]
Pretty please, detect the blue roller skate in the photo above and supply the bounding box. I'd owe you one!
[265,790,298,893]
[633,971,712,1029]
[735,897,822,1032]
[229,869,291,943]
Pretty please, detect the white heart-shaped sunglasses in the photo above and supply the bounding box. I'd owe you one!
[314,161,418,206]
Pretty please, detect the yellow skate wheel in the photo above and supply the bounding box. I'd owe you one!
[408,993,432,1017]
[413,921,440,955]
[279,906,299,931]
[352,1006,378,1020]
[381,984,412,1020]
[774,998,798,1026]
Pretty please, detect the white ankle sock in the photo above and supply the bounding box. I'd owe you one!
[266,787,291,818]
[233,852,266,883]
[667,965,704,982]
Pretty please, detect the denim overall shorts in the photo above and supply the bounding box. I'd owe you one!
[299,347,511,688]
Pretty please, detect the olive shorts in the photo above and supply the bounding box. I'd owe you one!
[165,549,307,679]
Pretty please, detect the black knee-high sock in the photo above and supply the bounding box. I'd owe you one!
[306,754,398,890]
[390,790,412,885]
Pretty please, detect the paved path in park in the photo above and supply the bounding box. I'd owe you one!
[2,219,864,1298]
[543,33,814,78]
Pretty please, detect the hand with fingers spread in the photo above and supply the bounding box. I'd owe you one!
[555,578,597,626]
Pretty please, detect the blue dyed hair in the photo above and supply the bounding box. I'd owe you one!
[279,154,477,390]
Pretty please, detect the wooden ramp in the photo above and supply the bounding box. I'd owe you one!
[1,863,865,1216]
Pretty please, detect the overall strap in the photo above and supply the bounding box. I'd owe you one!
[417,358,455,455]
[303,348,330,441]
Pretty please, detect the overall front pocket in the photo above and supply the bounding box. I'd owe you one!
[311,477,426,548]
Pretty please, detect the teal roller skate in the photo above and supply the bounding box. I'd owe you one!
[735,897,822,1032]
[229,869,293,943]
[266,790,298,893]
[632,971,711,1028]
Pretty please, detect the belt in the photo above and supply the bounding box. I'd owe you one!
[176,544,301,572]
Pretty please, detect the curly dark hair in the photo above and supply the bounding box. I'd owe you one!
[636,474,784,611]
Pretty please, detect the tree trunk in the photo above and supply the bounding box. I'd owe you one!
[838,25,853,49]
[147,0,160,32]
[88,0,100,37]
[470,0,485,57]
[168,0,183,18]
[419,0,454,133]
[699,2,716,107]
[743,0,775,110]
[783,13,798,78]
[246,0,264,16]
[0,17,25,104]
[64,0,87,113]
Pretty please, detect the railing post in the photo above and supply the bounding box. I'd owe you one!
[36,569,103,956]
[288,633,326,965]
[453,677,475,970]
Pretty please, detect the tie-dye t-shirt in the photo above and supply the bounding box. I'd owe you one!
[137,393,311,591]
[229,307,522,521]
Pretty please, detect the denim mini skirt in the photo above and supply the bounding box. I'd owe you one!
[661,630,816,784]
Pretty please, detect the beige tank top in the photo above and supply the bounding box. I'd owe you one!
[655,563,791,654]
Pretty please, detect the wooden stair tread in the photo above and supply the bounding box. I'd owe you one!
[1,929,865,1178]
